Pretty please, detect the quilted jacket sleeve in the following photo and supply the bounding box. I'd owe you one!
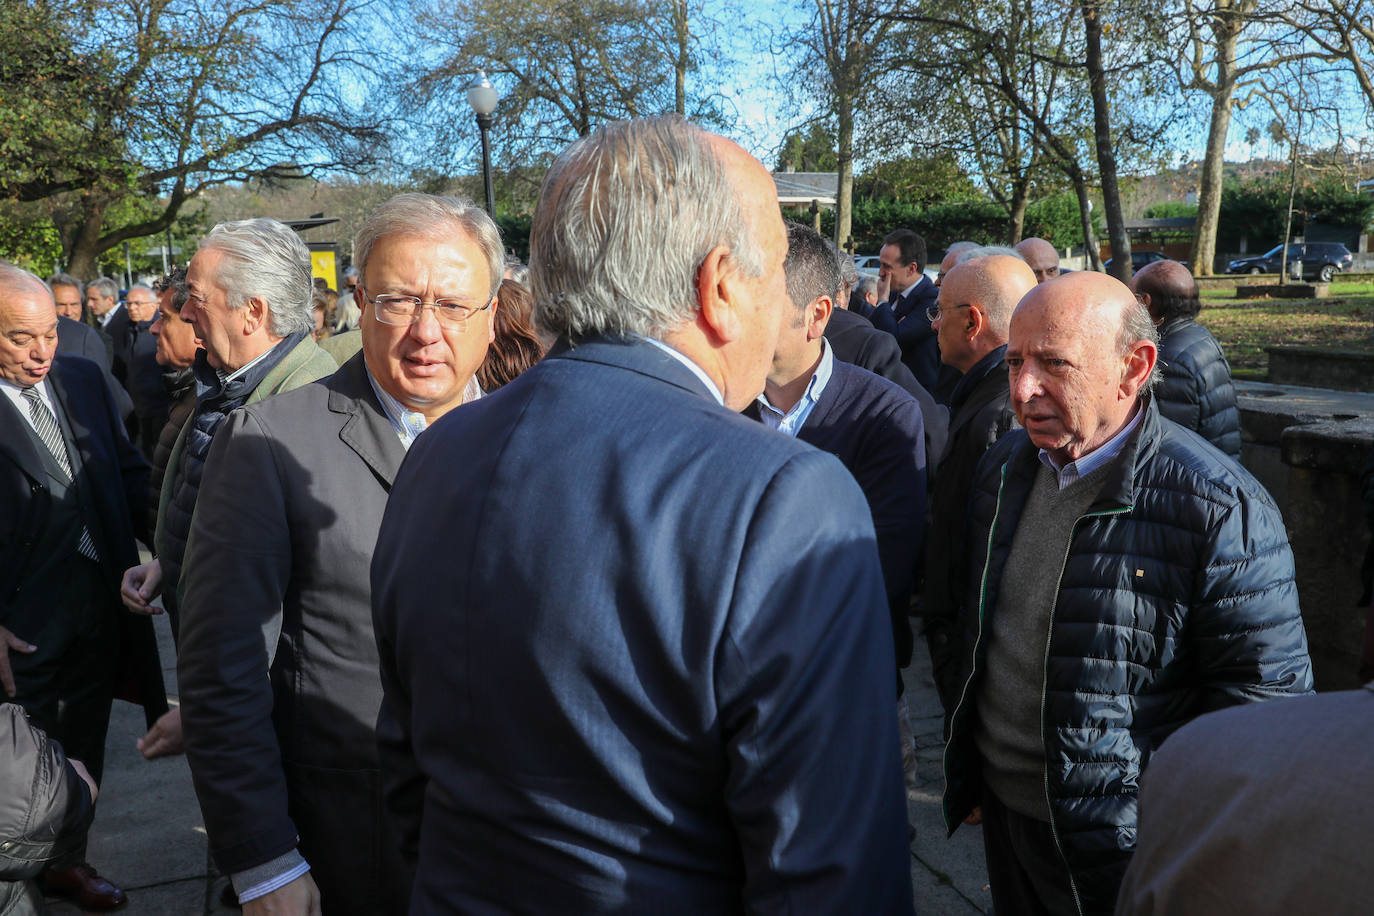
[0,704,94,881]
[1190,480,1314,710]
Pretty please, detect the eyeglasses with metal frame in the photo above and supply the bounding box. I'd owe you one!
[360,285,493,328]
[925,302,973,323]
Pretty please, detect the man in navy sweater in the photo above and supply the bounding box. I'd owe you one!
[749,221,927,784]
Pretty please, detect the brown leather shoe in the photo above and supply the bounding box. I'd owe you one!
[42,863,128,910]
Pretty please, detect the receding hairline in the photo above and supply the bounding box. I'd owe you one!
[0,265,56,324]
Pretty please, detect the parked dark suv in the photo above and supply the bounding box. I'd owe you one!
[1226,242,1353,283]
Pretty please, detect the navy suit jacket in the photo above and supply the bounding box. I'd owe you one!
[56,315,133,421]
[372,337,913,915]
[825,307,948,471]
[748,360,926,672]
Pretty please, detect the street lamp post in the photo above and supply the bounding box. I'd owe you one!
[466,70,499,218]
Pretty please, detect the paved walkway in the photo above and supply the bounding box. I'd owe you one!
[51,612,990,914]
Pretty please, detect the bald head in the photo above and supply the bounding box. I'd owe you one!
[1015,237,1060,284]
[936,241,979,286]
[1007,272,1159,463]
[936,254,1036,373]
[1128,259,1199,324]
[0,261,59,388]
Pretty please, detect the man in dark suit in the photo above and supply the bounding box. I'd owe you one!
[372,116,913,914]
[85,277,125,339]
[55,312,135,423]
[871,228,944,392]
[749,221,927,791]
[920,253,1035,713]
[110,284,170,459]
[0,262,165,910]
[177,194,503,915]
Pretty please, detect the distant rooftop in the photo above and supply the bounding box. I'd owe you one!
[772,171,837,207]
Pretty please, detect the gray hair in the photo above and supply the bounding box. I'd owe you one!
[833,242,859,289]
[1119,297,1163,392]
[127,283,156,300]
[156,267,189,311]
[784,222,842,312]
[0,261,52,304]
[353,193,503,300]
[86,276,119,300]
[958,245,1023,264]
[530,114,763,342]
[48,273,84,298]
[857,276,879,298]
[199,218,315,338]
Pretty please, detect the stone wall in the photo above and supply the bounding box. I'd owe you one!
[1237,381,1374,690]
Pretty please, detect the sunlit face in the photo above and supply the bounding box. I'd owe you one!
[719,144,790,411]
[125,288,158,324]
[933,278,973,369]
[182,247,245,371]
[1018,240,1061,284]
[1006,296,1129,464]
[151,286,200,369]
[878,243,921,292]
[359,232,495,422]
[52,284,83,321]
[0,285,59,387]
[86,285,116,317]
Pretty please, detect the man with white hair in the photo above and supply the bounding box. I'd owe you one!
[120,219,336,758]
[176,194,500,915]
[371,116,912,913]
[941,272,1313,914]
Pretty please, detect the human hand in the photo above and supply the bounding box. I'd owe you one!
[120,559,163,614]
[242,873,320,916]
[876,274,891,304]
[68,758,99,803]
[0,626,37,697]
[137,707,183,759]
[964,806,983,826]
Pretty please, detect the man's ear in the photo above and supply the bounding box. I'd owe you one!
[695,245,742,345]
[965,303,987,342]
[243,296,269,335]
[807,295,833,341]
[1120,340,1157,399]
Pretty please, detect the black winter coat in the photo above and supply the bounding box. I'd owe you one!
[1153,317,1241,458]
[0,704,93,916]
[943,396,1313,915]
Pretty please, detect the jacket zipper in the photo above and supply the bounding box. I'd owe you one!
[942,460,1011,830]
[1040,504,1132,916]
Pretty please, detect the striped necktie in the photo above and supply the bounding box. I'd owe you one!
[21,387,100,562]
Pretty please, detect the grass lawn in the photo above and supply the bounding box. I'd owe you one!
[1197,280,1374,379]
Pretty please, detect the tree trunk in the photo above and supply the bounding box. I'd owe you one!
[1189,13,1240,277]
[65,193,108,281]
[1009,178,1031,244]
[1070,169,1101,271]
[1082,1,1130,280]
[835,92,854,250]
[670,0,689,116]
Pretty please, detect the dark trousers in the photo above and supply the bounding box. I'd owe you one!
[981,788,1079,916]
[11,557,115,865]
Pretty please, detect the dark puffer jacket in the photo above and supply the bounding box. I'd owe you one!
[0,705,94,916]
[1153,317,1241,458]
[943,396,1313,915]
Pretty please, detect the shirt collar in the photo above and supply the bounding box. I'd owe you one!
[1038,401,1143,490]
[219,341,280,386]
[366,365,481,449]
[642,337,724,405]
[755,338,833,420]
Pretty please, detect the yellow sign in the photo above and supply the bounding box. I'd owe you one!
[310,250,337,290]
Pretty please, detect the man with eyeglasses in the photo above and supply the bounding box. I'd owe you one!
[175,194,499,916]
[113,284,169,458]
[919,254,1035,715]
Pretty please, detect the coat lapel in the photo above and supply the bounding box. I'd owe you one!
[0,389,47,484]
[330,353,406,488]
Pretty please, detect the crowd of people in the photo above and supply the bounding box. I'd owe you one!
[0,113,1371,916]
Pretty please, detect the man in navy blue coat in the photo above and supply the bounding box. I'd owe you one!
[371,116,914,915]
